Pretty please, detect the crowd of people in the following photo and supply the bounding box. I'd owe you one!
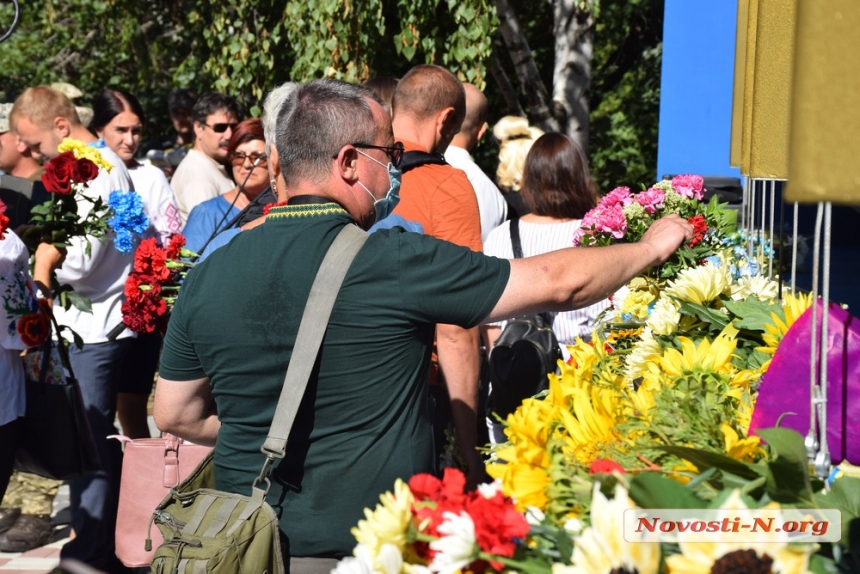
[0,65,693,572]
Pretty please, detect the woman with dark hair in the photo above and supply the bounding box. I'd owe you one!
[182,118,268,254]
[481,133,610,441]
[90,88,182,246]
[90,88,182,441]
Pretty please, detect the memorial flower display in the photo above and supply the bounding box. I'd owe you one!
[341,176,859,573]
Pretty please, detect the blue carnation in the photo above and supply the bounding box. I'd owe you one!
[108,190,150,253]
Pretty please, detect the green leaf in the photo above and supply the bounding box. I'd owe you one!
[677,302,729,330]
[755,427,815,504]
[723,297,780,331]
[628,472,706,509]
[659,445,762,481]
[815,476,860,544]
[808,554,840,574]
[67,292,94,314]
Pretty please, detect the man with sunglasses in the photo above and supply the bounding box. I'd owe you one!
[170,92,244,224]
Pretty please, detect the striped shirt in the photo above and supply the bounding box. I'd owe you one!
[483,218,610,344]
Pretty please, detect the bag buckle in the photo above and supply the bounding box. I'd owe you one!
[252,454,277,498]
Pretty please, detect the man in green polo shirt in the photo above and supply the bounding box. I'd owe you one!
[154,79,692,568]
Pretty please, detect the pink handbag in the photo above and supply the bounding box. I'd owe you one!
[113,434,212,567]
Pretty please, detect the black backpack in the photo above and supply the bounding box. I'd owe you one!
[488,218,562,419]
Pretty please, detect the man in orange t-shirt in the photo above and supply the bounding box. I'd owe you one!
[391,65,485,486]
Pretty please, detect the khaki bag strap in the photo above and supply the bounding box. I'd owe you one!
[254,223,368,492]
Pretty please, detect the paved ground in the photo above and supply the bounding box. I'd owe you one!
[0,483,70,573]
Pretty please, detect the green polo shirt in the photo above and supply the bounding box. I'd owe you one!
[160,202,510,557]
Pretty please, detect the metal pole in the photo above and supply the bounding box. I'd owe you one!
[805,202,824,459]
[814,202,832,480]
[791,203,799,295]
[768,180,776,279]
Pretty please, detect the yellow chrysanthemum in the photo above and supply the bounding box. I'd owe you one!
[486,452,551,511]
[620,289,655,320]
[57,138,113,172]
[624,327,663,383]
[664,262,731,306]
[660,327,738,378]
[351,478,414,558]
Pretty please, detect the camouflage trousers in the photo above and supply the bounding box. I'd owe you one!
[0,472,61,516]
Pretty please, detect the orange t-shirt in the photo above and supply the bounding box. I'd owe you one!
[393,140,483,252]
[393,140,484,386]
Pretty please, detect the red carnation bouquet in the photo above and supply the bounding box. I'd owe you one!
[122,234,197,333]
[0,199,10,240]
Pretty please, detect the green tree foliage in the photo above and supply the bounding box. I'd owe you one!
[0,0,660,189]
[588,0,663,191]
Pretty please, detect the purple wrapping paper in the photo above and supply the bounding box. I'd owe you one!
[750,300,860,464]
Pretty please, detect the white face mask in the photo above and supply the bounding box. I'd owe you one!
[356,149,402,223]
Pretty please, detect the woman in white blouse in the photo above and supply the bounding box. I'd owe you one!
[482,133,609,441]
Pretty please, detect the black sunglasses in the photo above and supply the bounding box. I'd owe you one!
[204,122,239,133]
[349,142,404,169]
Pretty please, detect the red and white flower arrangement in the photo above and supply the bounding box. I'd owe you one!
[335,468,531,574]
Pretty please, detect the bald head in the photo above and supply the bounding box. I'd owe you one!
[392,65,465,129]
[459,84,488,137]
[391,65,466,153]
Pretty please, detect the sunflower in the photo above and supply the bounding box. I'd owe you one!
[487,398,554,511]
[756,292,814,372]
[547,358,627,465]
[553,483,660,574]
[721,423,764,461]
[660,327,738,380]
[666,491,815,574]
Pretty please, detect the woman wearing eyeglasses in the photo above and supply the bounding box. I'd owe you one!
[182,118,269,254]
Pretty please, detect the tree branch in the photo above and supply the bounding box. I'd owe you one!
[492,0,560,132]
[489,42,524,117]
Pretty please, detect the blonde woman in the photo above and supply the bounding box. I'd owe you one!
[493,116,544,218]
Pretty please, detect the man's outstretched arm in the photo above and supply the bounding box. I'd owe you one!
[487,214,693,323]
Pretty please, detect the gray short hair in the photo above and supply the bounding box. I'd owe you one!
[275,79,379,188]
[262,82,298,151]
